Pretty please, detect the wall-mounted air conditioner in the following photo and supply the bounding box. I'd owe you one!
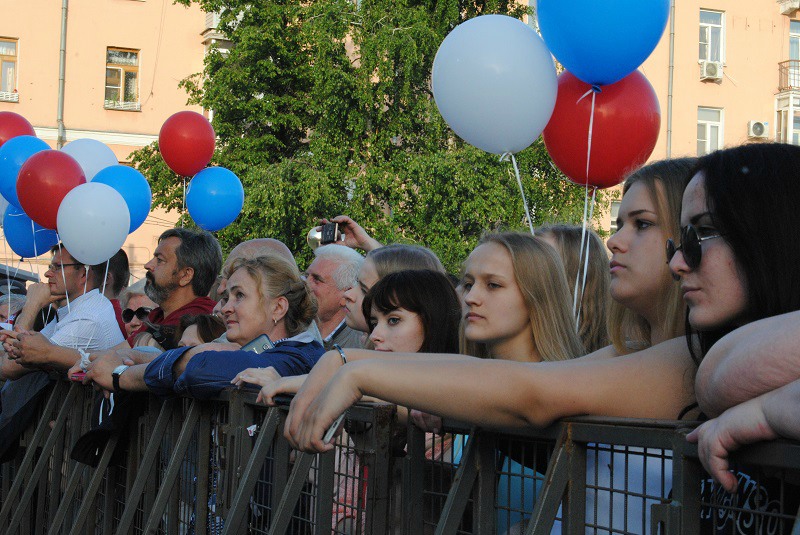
[700,60,723,82]
[747,120,769,139]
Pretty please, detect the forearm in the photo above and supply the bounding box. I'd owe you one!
[13,303,45,331]
[118,364,149,392]
[44,345,81,371]
[1,354,30,380]
[759,379,800,441]
[697,311,800,417]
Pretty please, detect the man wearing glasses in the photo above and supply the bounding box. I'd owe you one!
[0,244,124,459]
[0,244,124,377]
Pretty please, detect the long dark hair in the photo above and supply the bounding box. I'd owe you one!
[688,143,800,357]
[362,270,461,354]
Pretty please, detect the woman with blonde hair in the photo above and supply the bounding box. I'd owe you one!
[537,225,610,352]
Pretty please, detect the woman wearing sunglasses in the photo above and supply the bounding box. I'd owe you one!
[665,144,800,521]
[120,289,156,338]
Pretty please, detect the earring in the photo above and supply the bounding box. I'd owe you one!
[273,319,277,326]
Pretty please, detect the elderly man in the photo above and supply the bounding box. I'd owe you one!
[306,245,364,350]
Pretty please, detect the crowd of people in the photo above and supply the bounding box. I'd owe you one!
[0,142,799,531]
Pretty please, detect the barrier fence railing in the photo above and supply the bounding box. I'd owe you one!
[1,379,799,534]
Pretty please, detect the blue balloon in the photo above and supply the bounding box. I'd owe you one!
[0,135,50,208]
[538,0,669,86]
[186,167,244,232]
[3,205,58,258]
[92,165,152,233]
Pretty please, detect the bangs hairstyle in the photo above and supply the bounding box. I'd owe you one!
[366,244,445,278]
[690,143,800,357]
[461,232,585,362]
[362,270,461,354]
[537,224,610,353]
[608,157,696,353]
[226,253,317,337]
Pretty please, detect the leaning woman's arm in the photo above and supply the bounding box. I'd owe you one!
[696,310,800,417]
[286,337,695,452]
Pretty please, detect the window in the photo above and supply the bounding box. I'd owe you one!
[0,38,18,102]
[699,10,724,62]
[790,21,800,87]
[105,47,140,111]
[697,107,723,156]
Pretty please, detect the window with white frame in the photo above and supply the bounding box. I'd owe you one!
[105,47,140,111]
[610,201,621,234]
[790,21,800,87]
[699,10,724,63]
[0,38,18,102]
[697,107,723,156]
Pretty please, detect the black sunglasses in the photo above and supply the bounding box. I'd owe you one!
[122,307,152,323]
[665,224,725,270]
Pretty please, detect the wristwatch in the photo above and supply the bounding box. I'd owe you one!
[112,364,130,393]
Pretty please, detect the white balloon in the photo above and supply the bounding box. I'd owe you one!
[61,139,119,181]
[56,183,130,265]
[432,15,558,155]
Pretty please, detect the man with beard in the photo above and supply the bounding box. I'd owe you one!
[126,228,221,349]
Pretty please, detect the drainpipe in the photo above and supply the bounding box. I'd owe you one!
[56,0,68,149]
[666,0,675,158]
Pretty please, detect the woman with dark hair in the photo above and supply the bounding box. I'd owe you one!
[362,270,461,355]
[665,144,800,508]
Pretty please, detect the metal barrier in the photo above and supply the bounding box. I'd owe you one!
[1,380,799,535]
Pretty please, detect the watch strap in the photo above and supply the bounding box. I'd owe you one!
[112,364,129,393]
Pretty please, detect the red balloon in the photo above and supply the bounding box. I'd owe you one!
[0,112,36,148]
[17,150,86,230]
[543,70,661,189]
[159,111,215,176]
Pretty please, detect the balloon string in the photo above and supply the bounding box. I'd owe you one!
[2,229,10,324]
[573,186,590,317]
[500,152,535,235]
[182,177,187,215]
[101,259,109,297]
[56,237,71,315]
[575,188,597,330]
[30,219,38,260]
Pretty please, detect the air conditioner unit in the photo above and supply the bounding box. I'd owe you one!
[700,60,723,81]
[747,120,769,139]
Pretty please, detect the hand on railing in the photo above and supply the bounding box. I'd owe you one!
[283,349,347,447]
[409,409,443,435]
[231,366,280,388]
[285,361,364,453]
[256,374,306,405]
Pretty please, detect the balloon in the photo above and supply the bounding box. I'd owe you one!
[543,71,661,189]
[0,196,7,226]
[0,135,50,208]
[186,167,244,231]
[92,165,152,233]
[61,138,119,181]
[431,15,557,155]
[3,205,58,258]
[538,0,669,86]
[159,111,215,176]
[17,150,86,229]
[56,183,130,265]
[0,112,36,148]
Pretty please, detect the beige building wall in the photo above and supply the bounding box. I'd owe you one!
[608,0,800,229]
[0,0,210,284]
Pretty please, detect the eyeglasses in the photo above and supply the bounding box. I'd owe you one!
[122,307,152,323]
[46,262,83,272]
[665,225,725,270]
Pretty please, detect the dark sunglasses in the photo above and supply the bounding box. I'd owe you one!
[665,224,725,270]
[122,307,152,323]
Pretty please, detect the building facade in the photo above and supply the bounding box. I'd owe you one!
[0,0,211,282]
[610,0,800,230]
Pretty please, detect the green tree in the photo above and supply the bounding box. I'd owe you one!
[133,0,611,271]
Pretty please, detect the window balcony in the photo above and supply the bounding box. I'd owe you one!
[0,91,19,103]
[104,100,141,112]
[778,0,800,15]
[778,60,800,92]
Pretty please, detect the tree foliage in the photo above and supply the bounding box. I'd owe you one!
[133,0,611,271]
